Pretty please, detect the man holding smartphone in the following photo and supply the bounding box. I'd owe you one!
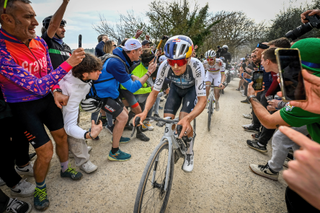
[247,38,320,180]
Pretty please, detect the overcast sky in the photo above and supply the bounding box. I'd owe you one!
[31,0,314,49]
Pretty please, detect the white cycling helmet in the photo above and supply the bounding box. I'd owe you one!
[222,45,228,49]
[204,50,216,59]
[80,98,103,113]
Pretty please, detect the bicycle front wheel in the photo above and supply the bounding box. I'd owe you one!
[134,139,174,213]
[207,95,213,131]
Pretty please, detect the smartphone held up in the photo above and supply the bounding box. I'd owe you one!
[252,71,264,90]
[276,48,306,102]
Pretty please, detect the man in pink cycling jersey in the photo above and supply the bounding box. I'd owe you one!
[0,0,85,211]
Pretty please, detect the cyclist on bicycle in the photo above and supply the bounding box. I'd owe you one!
[203,50,226,111]
[133,35,206,172]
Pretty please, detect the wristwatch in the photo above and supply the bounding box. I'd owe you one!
[248,95,256,101]
[52,88,62,93]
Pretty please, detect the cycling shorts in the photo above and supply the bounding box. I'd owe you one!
[119,89,139,108]
[101,97,124,118]
[8,94,64,149]
[164,83,197,115]
[206,72,221,88]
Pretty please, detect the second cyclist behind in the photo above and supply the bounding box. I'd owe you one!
[133,35,206,172]
[203,50,226,111]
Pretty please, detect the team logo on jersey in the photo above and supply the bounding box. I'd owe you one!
[285,103,295,112]
[198,81,206,90]
[155,78,164,86]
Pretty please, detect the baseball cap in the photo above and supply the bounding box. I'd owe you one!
[291,38,320,73]
[142,40,152,46]
[122,39,142,51]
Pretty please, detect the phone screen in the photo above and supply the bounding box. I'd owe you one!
[252,71,264,90]
[278,49,306,101]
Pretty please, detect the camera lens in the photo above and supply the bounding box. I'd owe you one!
[285,23,313,40]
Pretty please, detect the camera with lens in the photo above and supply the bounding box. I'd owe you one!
[285,14,320,40]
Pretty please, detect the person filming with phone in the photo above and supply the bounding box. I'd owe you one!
[247,38,320,213]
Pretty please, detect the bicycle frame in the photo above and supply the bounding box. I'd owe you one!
[151,118,196,192]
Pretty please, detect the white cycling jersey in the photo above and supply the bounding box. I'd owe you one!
[203,58,224,74]
[154,57,206,97]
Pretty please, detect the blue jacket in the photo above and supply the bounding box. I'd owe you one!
[91,47,142,99]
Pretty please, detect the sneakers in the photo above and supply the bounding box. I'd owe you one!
[110,136,131,144]
[108,149,131,161]
[242,123,252,128]
[5,198,32,213]
[241,99,250,104]
[34,187,49,211]
[182,152,194,172]
[15,162,34,177]
[243,113,252,119]
[236,88,240,91]
[143,122,154,131]
[215,101,219,111]
[243,125,260,133]
[106,125,114,135]
[249,163,279,181]
[0,177,5,186]
[80,160,98,174]
[141,124,149,132]
[251,132,261,139]
[247,140,267,153]
[60,167,83,180]
[69,146,92,158]
[283,157,292,168]
[10,179,35,198]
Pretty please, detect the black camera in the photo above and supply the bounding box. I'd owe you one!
[285,15,320,40]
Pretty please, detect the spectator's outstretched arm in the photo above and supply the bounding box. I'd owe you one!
[0,42,85,96]
[46,0,70,38]
[247,82,289,129]
[279,126,320,210]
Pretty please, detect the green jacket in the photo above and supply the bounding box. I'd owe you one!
[120,63,152,95]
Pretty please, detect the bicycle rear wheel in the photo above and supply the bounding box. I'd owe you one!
[207,95,213,131]
[134,139,174,213]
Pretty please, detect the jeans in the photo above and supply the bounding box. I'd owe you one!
[268,125,308,172]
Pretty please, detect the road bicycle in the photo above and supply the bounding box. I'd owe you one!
[133,116,196,213]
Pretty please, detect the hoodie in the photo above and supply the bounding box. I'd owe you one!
[90,47,142,99]
[59,72,91,139]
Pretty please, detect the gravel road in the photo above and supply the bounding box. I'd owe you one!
[1,78,288,213]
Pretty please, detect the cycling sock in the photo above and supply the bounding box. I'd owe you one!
[186,138,194,154]
[60,161,69,172]
[111,147,119,154]
[36,180,46,189]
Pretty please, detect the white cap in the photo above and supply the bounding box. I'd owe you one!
[122,39,142,51]
[159,55,167,63]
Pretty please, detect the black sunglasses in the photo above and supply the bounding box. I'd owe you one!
[257,43,269,49]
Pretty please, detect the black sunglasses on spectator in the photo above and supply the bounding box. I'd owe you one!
[257,43,269,49]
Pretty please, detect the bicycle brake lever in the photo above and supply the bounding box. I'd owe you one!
[131,117,141,137]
